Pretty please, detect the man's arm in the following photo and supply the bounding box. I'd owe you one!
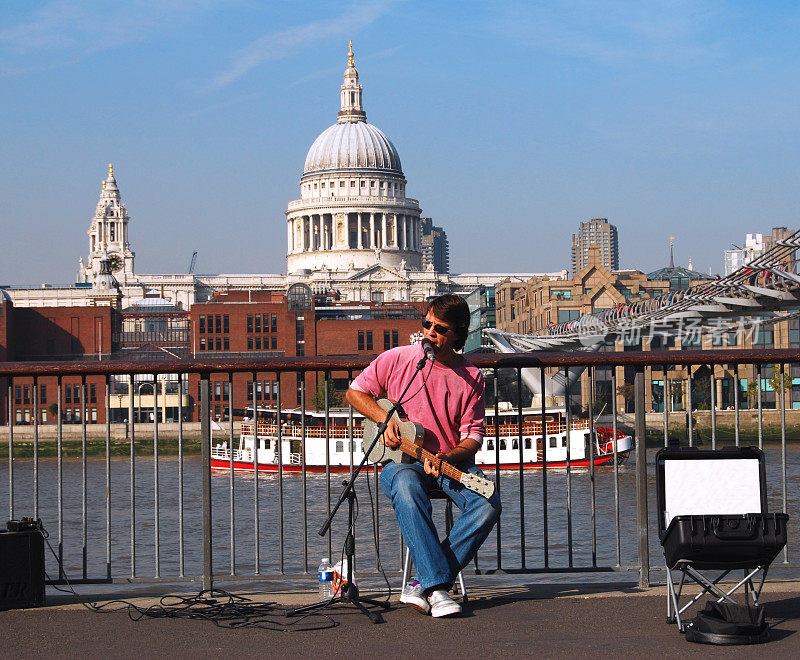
[345,387,402,447]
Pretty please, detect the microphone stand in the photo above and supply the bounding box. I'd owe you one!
[286,352,431,624]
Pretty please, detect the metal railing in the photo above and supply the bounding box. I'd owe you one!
[0,348,796,591]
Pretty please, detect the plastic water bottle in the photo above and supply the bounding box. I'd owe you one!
[318,558,333,599]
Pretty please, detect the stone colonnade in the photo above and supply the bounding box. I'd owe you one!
[287,212,420,254]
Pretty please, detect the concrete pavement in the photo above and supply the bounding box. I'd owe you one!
[2,580,799,657]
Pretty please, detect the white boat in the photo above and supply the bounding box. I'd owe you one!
[210,406,633,473]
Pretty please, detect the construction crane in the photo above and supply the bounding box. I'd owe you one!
[188,251,198,274]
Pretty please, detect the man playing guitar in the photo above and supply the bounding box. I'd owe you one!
[346,294,502,617]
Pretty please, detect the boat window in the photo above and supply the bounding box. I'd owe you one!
[512,439,519,450]
[499,439,507,450]
[562,438,567,448]
[549,437,557,448]
[486,439,494,450]
[336,441,344,452]
[524,438,532,449]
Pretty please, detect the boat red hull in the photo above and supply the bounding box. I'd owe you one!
[210,452,625,474]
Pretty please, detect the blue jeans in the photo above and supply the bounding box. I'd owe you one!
[380,461,501,593]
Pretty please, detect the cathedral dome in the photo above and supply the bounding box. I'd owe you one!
[301,41,403,179]
[303,121,402,176]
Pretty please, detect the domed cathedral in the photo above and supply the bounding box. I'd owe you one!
[286,42,423,278]
[80,163,135,283]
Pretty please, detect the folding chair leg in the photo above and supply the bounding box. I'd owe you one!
[401,547,412,589]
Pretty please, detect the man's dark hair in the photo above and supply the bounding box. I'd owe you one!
[427,294,470,351]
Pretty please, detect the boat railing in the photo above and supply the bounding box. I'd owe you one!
[241,422,365,439]
[485,419,589,436]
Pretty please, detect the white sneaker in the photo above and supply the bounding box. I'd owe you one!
[428,589,461,618]
[400,580,430,615]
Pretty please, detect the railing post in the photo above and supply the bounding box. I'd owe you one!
[634,365,650,587]
[200,372,213,591]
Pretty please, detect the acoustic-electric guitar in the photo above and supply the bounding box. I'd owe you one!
[362,399,495,499]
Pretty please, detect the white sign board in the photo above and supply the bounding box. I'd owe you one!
[663,458,762,528]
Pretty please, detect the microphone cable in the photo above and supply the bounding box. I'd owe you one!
[34,520,338,631]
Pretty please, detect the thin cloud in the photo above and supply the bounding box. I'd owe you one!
[0,0,225,74]
[206,0,398,90]
[490,0,728,67]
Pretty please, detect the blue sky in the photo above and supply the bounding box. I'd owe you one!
[1,1,798,284]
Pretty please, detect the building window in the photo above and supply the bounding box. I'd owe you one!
[223,337,230,351]
[271,314,277,333]
[271,337,277,350]
[199,315,205,333]
[14,385,21,404]
[215,315,222,333]
[23,385,30,404]
[558,309,580,323]
[90,384,97,403]
[358,330,365,351]
[40,385,47,404]
[247,337,253,350]
[366,330,373,351]
[384,330,390,350]
[255,314,261,333]
[255,337,261,350]
[223,315,229,333]
[200,338,206,351]
[247,315,253,333]
[215,337,222,351]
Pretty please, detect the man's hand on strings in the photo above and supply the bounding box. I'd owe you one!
[424,453,445,477]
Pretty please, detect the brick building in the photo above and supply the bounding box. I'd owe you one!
[0,296,117,425]
[187,286,424,421]
[496,245,800,413]
[1,279,427,426]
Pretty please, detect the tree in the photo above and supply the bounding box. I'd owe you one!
[617,382,635,413]
[747,380,760,409]
[669,379,684,411]
[311,379,343,411]
[768,364,793,410]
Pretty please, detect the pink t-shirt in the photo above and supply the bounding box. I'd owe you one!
[351,344,485,454]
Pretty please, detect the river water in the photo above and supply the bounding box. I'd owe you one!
[1,442,798,586]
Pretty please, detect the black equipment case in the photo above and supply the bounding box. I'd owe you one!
[656,445,788,568]
[662,513,788,570]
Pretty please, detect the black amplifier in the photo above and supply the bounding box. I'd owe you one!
[0,527,45,609]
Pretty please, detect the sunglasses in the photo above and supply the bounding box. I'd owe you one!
[422,319,452,335]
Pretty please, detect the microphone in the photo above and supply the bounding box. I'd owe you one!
[421,338,436,363]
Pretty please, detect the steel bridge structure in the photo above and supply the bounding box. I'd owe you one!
[485,229,800,397]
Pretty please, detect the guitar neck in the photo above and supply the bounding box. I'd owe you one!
[398,438,464,482]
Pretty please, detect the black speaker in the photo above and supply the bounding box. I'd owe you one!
[0,529,45,609]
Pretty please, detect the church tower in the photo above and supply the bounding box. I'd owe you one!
[81,164,135,283]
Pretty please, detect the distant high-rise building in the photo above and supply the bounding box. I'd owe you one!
[420,217,449,273]
[571,218,619,276]
[723,227,794,275]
